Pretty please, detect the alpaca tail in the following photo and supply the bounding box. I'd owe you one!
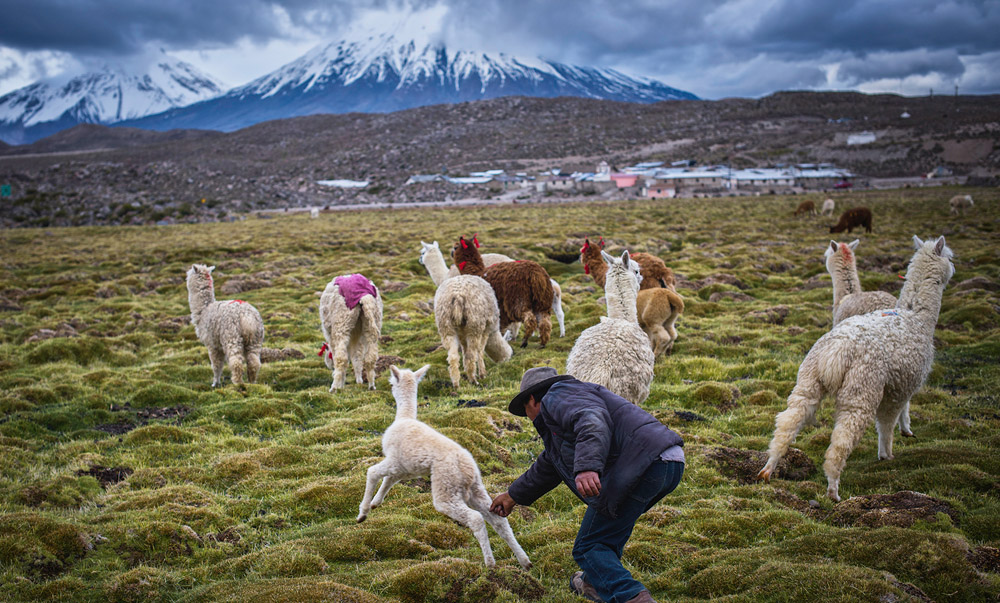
[665,289,684,319]
[239,308,264,345]
[359,294,383,333]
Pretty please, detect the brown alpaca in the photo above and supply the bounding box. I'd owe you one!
[453,235,554,348]
[794,200,816,216]
[636,287,685,357]
[580,237,676,291]
[830,207,873,234]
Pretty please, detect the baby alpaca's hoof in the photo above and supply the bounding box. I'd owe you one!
[902,430,915,438]
[827,488,841,503]
[520,340,528,349]
[756,467,772,483]
[878,454,894,461]
[356,514,367,523]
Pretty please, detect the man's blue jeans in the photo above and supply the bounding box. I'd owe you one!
[572,460,684,603]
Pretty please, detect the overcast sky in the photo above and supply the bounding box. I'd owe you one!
[0,0,998,99]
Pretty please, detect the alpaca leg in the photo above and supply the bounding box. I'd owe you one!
[876,392,907,460]
[897,399,913,437]
[225,343,246,386]
[358,460,392,522]
[431,476,495,567]
[553,299,566,337]
[467,333,488,381]
[444,335,462,388]
[363,334,379,391]
[208,346,225,387]
[536,312,552,348]
[824,379,882,502]
[468,482,532,569]
[245,343,262,384]
[505,322,521,340]
[371,475,403,509]
[665,315,679,354]
[758,376,822,482]
[647,324,670,358]
[462,336,479,384]
[330,340,349,390]
[519,311,537,348]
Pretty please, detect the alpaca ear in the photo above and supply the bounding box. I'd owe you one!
[598,237,605,248]
[460,237,468,249]
[207,266,215,273]
[600,250,615,265]
[389,365,401,385]
[414,364,431,382]
[912,235,924,249]
[934,236,946,256]
[620,250,631,268]
[472,234,480,248]
[829,241,838,253]
[431,241,439,249]
[421,241,429,249]
[848,240,860,250]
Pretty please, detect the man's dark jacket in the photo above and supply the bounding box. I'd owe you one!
[507,378,683,518]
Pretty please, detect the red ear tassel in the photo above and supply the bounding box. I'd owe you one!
[458,261,467,271]
[598,237,605,248]
[318,342,328,357]
[472,234,479,248]
[460,238,468,249]
[581,239,589,253]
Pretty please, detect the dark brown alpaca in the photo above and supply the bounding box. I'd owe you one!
[794,200,816,217]
[453,236,554,348]
[580,237,676,291]
[830,207,873,234]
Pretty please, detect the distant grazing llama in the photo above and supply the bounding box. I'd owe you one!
[758,236,954,501]
[821,198,836,217]
[357,365,532,570]
[830,207,873,234]
[453,236,554,348]
[186,264,265,387]
[637,287,685,358]
[794,200,816,217]
[949,194,974,215]
[418,242,512,387]
[567,250,655,405]
[319,274,383,390]
[580,237,675,291]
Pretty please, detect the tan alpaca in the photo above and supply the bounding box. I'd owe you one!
[636,287,684,358]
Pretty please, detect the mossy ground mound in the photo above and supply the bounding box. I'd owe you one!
[1,188,998,601]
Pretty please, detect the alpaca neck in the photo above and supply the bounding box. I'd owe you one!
[605,274,638,322]
[831,261,861,307]
[423,248,450,286]
[188,281,215,323]
[456,254,485,276]
[897,277,944,327]
[585,254,608,286]
[393,390,418,422]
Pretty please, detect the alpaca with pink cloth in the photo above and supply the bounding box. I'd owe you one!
[320,273,384,390]
[334,274,378,309]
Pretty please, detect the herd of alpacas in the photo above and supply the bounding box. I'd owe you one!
[183,198,961,568]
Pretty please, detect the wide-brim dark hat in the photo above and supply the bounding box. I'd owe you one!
[508,367,573,416]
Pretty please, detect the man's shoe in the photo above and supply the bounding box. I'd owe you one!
[569,571,602,602]
[625,590,657,603]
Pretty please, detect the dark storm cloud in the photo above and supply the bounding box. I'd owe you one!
[0,0,352,55]
[838,50,966,85]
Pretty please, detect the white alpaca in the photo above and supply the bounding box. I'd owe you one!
[821,198,835,217]
[566,250,655,405]
[434,275,512,388]
[949,194,973,215]
[357,365,532,570]
[186,264,265,387]
[420,240,565,338]
[825,239,911,435]
[319,274,383,391]
[758,236,954,501]
[419,242,512,387]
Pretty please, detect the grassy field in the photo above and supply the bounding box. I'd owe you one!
[1,187,998,602]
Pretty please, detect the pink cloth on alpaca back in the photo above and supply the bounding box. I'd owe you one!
[334,274,377,309]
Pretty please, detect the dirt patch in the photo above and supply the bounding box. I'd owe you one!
[828,490,959,528]
[772,488,824,519]
[260,347,305,362]
[94,423,136,436]
[26,323,79,343]
[674,410,708,422]
[110,403,190,424]
[380,281,409,293]
[375,355,406,377]
[968,546,1000,573]
[456,399,488,407]
[158,316,189,333]
[745,305,790,324]
[954,276,999,292]
[707,446,815,484]
[708,291,754,302]
[76,465,134,488]
[207,527,242,544]
[220,276,271,294]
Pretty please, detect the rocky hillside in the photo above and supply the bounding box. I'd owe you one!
[0,91,997,227]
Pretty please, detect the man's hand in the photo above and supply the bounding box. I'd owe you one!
[490,491,516,517]
[575,471,601,497]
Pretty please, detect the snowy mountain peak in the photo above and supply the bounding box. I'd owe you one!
[0,52,224,144]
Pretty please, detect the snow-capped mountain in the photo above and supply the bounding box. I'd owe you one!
[121,18,696,134]
[0,52,224,144]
